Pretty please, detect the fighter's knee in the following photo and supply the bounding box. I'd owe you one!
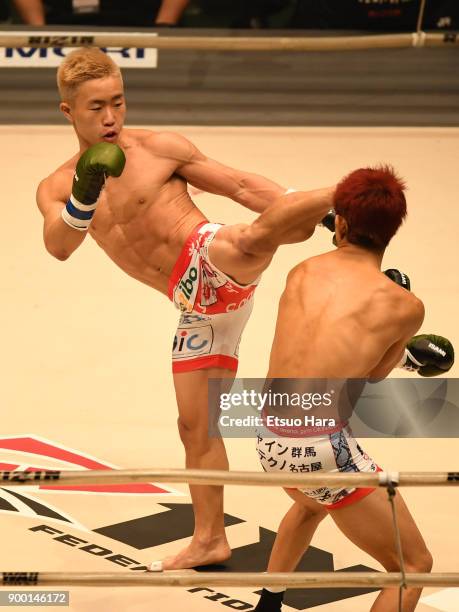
[284,488,327,521]
[177,417,210,453]
[404,548,433,574]
[237,225,275,259]
[177,416,194,442]
[296,501,327,522]
[383,546,433,574]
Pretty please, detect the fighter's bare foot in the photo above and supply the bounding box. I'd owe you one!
[148,538,231,571]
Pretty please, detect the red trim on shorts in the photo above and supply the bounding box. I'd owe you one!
[172,354,238,373]
[325,466,383,510]
[325,485,376,510]
[168,221,208,301]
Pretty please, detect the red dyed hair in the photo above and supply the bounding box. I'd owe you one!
[333,165,407,249]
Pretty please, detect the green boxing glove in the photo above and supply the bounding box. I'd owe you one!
[400,334,455,377]
[61,143,126,231]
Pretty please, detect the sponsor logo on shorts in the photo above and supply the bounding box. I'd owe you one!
[180,313,210,325]
[176,262,200,313]
[226,290,255,312]
[172,325,213,359]
[179,266,198,301]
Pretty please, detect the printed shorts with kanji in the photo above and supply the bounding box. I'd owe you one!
[256,424,381,509]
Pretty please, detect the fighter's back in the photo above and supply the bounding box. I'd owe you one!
[268,250,424,378]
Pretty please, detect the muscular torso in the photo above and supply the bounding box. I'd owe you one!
[269,251,417,378]
[54,129,206,294]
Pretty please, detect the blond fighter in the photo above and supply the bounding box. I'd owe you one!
[36,47,336,570]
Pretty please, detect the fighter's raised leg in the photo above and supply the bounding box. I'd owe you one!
[208,187,335,285]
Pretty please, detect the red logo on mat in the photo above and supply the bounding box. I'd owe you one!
[0,435,174,495]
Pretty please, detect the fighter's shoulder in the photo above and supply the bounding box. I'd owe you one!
[285,260,311,285]
[402,292,425,326]
[138,129,195,158]
[382,280,424,324]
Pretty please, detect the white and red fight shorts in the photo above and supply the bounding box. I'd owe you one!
[169,222,259,373]
[256,425,381,509]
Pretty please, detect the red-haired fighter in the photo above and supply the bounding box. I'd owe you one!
[254,166,454,612]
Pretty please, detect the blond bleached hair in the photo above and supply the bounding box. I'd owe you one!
[57,47,122,101]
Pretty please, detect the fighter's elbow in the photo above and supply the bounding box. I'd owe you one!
[44,241,70,261]
[53,251,71,262]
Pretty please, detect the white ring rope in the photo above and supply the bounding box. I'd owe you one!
[2,571,459,588]
[1,468,458,488]
[0,31,457,52]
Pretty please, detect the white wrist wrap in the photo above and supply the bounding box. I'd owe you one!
[61,194,98,231]
[397,348,423,371]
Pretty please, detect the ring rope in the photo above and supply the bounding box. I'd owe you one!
[386,483,407,612]
[416,0,428,34]
[1,468,459,488]
[2,571,459,588]
[0,31,457,51]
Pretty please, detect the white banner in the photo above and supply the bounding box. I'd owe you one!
[0,46,158,68]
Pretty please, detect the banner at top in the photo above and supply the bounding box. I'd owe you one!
[0,45,157,68]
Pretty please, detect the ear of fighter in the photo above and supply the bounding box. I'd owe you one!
[320,210,454,377]
[61,143,126,231]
